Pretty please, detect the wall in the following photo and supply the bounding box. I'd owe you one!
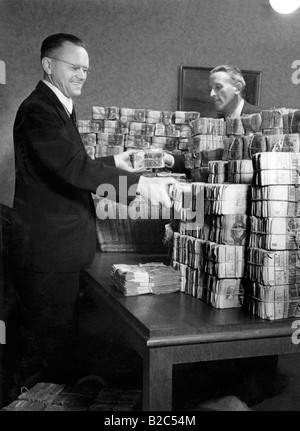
[1,0,300,207]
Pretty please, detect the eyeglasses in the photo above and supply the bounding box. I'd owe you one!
[49,57,91,75]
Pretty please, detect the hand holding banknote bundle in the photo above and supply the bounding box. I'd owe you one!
[114,149,178,208]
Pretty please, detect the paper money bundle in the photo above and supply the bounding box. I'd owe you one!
[125,135,152,149]
[246,247,300,286]
[92,106,120,120]
[146,110,173,124]
[204,183,251,215]
[132,149,165,169]
[173,111,200,124]
[252,152,300,186]
[244,281,300,320]
[120,108,146,123]
[226,117,245,136]
[151,136,179,151]
[227,160,253,184]
[129,122,155,136]
[206,214,249,246]
[240,113,262,134]
[191,118,226,136]
[154,123,180,137]
[249,216,300,250]
[111,263,181,296]
[251,184,300,217]
[207,161,228,184]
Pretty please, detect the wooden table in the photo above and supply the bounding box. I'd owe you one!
[83,251,300,411]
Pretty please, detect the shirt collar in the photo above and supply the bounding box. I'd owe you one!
[42,79,73,115]
[226,99,244,120]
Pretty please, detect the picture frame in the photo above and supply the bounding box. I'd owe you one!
[178,65,262,117]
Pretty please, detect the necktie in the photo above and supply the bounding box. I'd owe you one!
[70,107,77,126]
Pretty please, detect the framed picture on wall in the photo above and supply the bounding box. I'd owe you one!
[178,65,262,117]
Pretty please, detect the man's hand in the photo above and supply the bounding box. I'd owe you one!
[114,149,144,173]
[136,175,177,208]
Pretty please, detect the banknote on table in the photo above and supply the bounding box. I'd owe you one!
[111,263,181,296]
[247,247,300,286]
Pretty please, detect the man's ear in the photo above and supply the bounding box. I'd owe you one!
[41,57,52,75]
[234,82,242,95]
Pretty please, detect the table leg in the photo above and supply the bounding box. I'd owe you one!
[143,348,173,411]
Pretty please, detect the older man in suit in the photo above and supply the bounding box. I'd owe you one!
[209,64,261,118]
[9,33,175,397]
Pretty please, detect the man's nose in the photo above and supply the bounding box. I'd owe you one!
[210,88,216,97]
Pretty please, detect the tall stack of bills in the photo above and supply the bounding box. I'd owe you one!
[245,152,300,320]
[186,117,226,182]
[169,182,249,309]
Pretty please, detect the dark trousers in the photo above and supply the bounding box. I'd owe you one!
[6,269,80,396]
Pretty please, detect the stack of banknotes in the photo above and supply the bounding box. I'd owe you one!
[243,280,300,320]
[111,262,181,296]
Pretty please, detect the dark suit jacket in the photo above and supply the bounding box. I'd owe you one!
[12,80,140,273]
[241,100,261,115]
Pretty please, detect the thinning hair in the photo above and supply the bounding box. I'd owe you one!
[40,33,86,61]
[210,65,246,90]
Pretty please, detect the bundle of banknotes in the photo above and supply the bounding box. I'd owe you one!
[111,263,181,296]
[227,160,253,184]
[172,261,244,309]
[132,149,165,169]
[204,183,251,215]
[246,247,300,286]
[191,117,226,136]
[253,152,300,186]
[244,280,300,320]
[249,216,300,250]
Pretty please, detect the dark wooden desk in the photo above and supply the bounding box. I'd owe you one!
[83,251,300,411]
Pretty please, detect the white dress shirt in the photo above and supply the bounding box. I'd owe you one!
[226,99,245,120]
[42,79,73,116]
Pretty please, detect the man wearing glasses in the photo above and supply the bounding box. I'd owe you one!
[8,33,175,399]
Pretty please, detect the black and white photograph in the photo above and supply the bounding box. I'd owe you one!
[1,0,300,417]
